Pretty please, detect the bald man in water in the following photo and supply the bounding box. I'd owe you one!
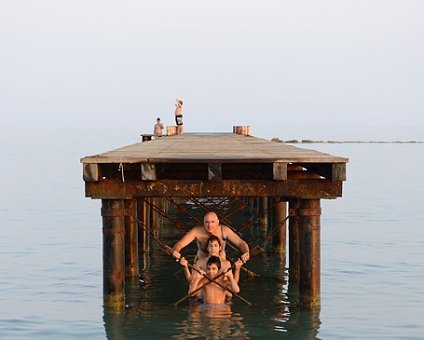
[172,211,250,263]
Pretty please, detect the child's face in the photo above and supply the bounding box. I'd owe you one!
[207,240,221,256]
[206,263,219,278]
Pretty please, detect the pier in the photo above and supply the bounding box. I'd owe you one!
[81,128,348,310]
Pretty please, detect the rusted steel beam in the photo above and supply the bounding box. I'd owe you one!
[260,197,268,226]
[288,199,301,281]
[137,198,150,253]
[124,199,138,278]
[85,179,343,199]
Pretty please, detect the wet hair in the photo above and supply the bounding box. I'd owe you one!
[207,235,221,248]
[207,256,221,270]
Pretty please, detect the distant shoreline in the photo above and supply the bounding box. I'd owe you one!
[271,138,423,144]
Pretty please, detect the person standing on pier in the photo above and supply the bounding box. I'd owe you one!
[174,99,184,134]
[153,117,164,138]
[172,211,250,263]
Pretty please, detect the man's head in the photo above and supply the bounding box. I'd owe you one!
[203,211,219,234]
[156,117,161,122]
[207,235,222,256]
[206,255,221,277]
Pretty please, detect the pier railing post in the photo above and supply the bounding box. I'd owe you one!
[298,198,321,307]
[102,199,125,310]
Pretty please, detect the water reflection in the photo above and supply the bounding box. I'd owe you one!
[172,302,250,340]
[102,211,322,339]
[103,253,321,339]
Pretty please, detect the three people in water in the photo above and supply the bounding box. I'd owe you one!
[173,211,249,305]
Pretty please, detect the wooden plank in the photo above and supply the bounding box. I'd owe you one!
[273,162,287,181]
[332,163,346,181]
[85,179,343,199]
[208,163,222,181]
[83,163,100,182]
[141,163,156,180]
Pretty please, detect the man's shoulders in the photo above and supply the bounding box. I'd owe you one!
[189,226,206,235]
[221,225,234,233]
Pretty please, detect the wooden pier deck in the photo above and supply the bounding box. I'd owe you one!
[82,133,347,199]
[82,132,347,164]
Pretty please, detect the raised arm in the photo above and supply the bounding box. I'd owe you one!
[172,229,196,260]
[179,257,192,283]
[188,275,204,296]
[233,259,243,284]
[225,269,240,294]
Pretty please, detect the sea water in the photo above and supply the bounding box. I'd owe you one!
[1,127,423,339]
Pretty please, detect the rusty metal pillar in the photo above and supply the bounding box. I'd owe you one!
[124,199,138,278]
[156,197,164,228]
[289,199,301,281]
[260,197,268,227]
[149,197,156,232]
[273,198,287,259]
[137,198,150,253]
[298,199,321,307]
[101,199,125,310]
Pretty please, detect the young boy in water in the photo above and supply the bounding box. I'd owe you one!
[180,235,242,282]
[188,256,240,305]
[179,235,243,300]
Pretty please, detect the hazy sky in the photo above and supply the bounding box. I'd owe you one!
[2,1,423,139]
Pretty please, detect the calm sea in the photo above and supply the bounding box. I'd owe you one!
[1,127,423,339]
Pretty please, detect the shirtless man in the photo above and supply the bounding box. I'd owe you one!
[153,117,164,137]
[172,211,250,264]
[189,256,240,305]
[174,99,184,134]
